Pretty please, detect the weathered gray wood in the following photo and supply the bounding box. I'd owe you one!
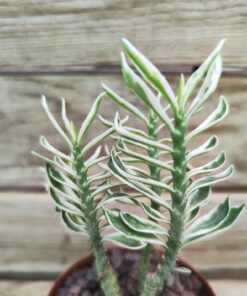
[0,1,247,67]
[0,280,246,296]
[0,192,246,278]
[0,74,247,189]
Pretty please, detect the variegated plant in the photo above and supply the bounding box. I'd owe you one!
[33,39,244,296]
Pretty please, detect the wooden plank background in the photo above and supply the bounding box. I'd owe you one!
[1,75,247,189]
[0,1,246,295]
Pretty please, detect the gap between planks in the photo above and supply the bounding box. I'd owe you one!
[0,65,246,76]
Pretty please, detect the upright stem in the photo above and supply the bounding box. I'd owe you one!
[141,112,187,296]
[73,143,121,296]
[138,111,161,293]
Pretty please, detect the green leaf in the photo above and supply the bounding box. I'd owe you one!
[187,186,211,212]
[121,53,173,131]
[184,199,245,245]
[49,187,83,216]
[102,83,148,125]
[82,127,115,155]
[188,152,226,178]
[120,211,166,234]
[183,39,225,108]
[62,212,87,234]
[186,207,200,224]
[104,233,146,250]
[186,54,222,118]
[187,96,229,141]
[187,136,218,160]
[140,202,169,223]
[122,38,177,112]
[113,113,172,153]
[78,92,105,143]
[108,150,173,209]
[96,192,138,209]
[61,98,77,141]
[41,95,72,147]
[104,208,165,245]
[187,165,234,195]
[117,139,172,171]
[39,135,72,161]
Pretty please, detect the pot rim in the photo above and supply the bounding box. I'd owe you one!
[48,247,215,296]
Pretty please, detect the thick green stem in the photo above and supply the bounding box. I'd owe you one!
[141,112,187,296]
[138,111,161,293]
[73,143,121,296]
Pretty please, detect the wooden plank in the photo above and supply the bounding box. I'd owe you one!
[0,1,247,67]
[0,280,246,296]
[0,74,247,189]
[0,192,246,278]
[0,281,51,296]
[210,280,247,296]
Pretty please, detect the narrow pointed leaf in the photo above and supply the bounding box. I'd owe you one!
[183,39,225,106]
[140,202,169,222]
[114,114,172,152]
[187,186,211,212]
[104,233,146,250]
[78,92,105,143]
[187,96,229,141]
[187,55,222,118]
[120,211,166,234]
[118,139,172,171]
[184,200,244,245]
[82,127,115,155]
[41,95,72,147]
[122,38,177,112]
[104,208,165,245]
[110,149,174,195]
[187,136,218,160]
[62,212,87,234]
[39,136,72,161]
[61,98,77,141]
[188,152,226,178]
[121,52,173,131]
[187,165,234,195]
[108,155,171,209]
[102,83,149,124]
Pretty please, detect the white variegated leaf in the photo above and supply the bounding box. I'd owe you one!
[121,52,173,131]
[187,165,234,195]
[102,83,149,125]
[187,97,229,141]
[122,38,177,112]
[61,98,77,141]
[41,95,72,147]
[39,135,72,161]
[187,136,218,160]
[104,208,165,246]
[187,152,226,178]
[78,92,105,143]
[104,233,146,250]
[183,39,225,107]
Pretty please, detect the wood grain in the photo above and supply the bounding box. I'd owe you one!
[0,74,247,189]
[0,192,246,278]
[0,1,247,67]
[0,280,246,296]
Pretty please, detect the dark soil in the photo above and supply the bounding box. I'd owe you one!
[56,249,209,296]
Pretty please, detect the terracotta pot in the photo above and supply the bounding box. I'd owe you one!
[48,248,215,296]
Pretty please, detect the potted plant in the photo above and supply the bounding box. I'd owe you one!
[32,39,244,296]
